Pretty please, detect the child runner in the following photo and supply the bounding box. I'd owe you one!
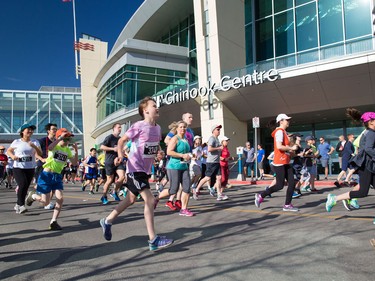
[82,148,98,194]
[100,96,173,251]
[26,128,78,230]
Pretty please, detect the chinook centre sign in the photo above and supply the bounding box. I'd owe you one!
[155,69,279,107]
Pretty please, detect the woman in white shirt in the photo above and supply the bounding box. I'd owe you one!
[7,124,42,214]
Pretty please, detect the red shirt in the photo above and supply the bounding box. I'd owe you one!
[220,147,230,167]
[271,128,290,165]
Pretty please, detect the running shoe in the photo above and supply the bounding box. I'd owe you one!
[217,194,229,201]
[333,181,341,188]
[301,185,311,192]
[174,200,182,210]
[373,218,375,225]
[100,218,112,241]
[254,193,263,208]
[95,184,100,192]
[342,199,352,211]
[349,199,360,209]
[26,190,36,206]
[89,191,94,195]
[165,201,177,211]
[192,189,199,200]
[282,204,299,212]
[44,203,55,210]
[14,204,20,214]
[292,192,301,199]
[208,187,216,197]
[325,194,336,212]
[120,188,127,198]
[49,221,62,231]
[101,196,109,205]
[81,183,86,191]
[111,191,121,201]
[148,235,174,251]
[179,209,195,217]
[19,205,27,214]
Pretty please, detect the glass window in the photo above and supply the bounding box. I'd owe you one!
[190,25,196,50]
[255,0,272,19]
[256,17,274,61]
[245,24,253,65]
[245,0,252,25]
[296,3,318,51]
[344,0,372,40]
[170,34,178,46]
[319,0,343,46]
[275,10,295,57]
[296,0,314,6]
[180,28,189,47]
[189,50,198,82]
[180,18,188,30]
[274,0,293,13]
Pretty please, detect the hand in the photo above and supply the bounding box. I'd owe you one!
[114,157,121,166]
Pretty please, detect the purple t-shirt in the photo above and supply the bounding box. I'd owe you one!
[125,120,161,174]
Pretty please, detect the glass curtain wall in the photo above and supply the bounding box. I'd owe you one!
[0,90,83,134]
[96,65,187,123]
[244,0,373,68]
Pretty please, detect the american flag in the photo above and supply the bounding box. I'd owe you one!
[74,42,95,51]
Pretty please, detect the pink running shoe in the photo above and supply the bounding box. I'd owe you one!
[179,209,195,217]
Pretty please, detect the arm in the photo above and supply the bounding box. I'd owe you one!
[116,134,130,165]
[30,142,42,157]
[328,146,335,155]
[69,143,79,166]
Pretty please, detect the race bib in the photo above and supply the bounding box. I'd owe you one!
[18,156,32,162]
[143,142,158,158]
[53,151,68,162]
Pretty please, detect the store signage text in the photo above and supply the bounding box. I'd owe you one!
[156,69,279,107]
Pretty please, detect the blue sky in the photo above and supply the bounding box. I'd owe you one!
[0,0,144,91]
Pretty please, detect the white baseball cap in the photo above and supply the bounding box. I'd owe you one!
[219,136,230,142]
[193,135,202,141]
[276,113,292,123]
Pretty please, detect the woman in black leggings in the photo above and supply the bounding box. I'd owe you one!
[7,124,42,214]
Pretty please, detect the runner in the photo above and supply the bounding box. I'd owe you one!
[100,123,126,204]
[100,97,173,251]
[26,128,78,230]
[254,114,299,212]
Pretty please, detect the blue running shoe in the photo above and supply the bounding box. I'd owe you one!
[111,192,121,201]
[148,235,173,251]
[101,196,109,205]
[326,194,336,212]
[349,199,360,209]
[100,218,112,241]
[292,192,301,199]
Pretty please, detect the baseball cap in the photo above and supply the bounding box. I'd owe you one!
[211,124,222,132]
[219,136,230,142]
[193,135,202,141]
[276,114,292,123]
[361,112,375,123]
[20,123,36,132]
[305,135,315,142]
[56,128,74,139]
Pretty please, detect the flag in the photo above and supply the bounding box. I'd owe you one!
[74,42,95,51]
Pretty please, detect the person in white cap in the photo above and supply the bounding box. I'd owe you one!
[219,136,234,193]
[194,124,228,200]
[254,114,299,212]
[190,135,203,191]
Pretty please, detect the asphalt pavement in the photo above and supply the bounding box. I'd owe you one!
[1,179,374,281]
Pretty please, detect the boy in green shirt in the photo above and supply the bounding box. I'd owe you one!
[26,128,78,230]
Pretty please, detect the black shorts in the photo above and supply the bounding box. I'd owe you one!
[205,163,221,178]
[105,162,126,176]
[126,172,150,196]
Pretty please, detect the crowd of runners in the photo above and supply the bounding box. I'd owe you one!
[1,97,374,251]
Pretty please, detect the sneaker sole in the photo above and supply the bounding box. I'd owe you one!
[342,200,352,211]
[149,240,174,251]
[282,208,299,212]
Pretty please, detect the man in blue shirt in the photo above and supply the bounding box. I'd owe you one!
[317,136,334,180]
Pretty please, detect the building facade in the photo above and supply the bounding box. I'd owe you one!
[80,0,375,173]
[0,87,83,153]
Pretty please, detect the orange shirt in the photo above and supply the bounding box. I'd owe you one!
[271,128,290,165]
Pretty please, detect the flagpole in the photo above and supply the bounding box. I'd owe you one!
[72,0,79,79]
